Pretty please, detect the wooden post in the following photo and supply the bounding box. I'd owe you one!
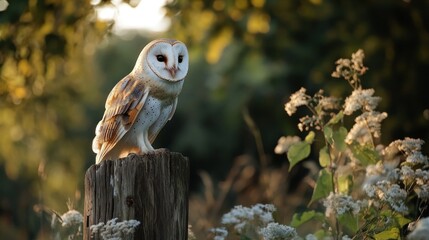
[83,149,189,240]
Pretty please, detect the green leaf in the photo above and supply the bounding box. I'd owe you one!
[319,146,330,167]
[339,212,358,234]
[332,126,348,151]
[323,125,333,145]
[309,169,333,205]
[393,214,411,227]
[337,174,353,194]
[349,143,379,166]
[327,111,344,125]
[313,229,330,239]
[374,228,400,240]
[240,235,252,240]
[287,141,311,170]
[290,210,324,228]
[305,131,315,144]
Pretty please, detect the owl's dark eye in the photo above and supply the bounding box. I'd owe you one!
[178,55,183,63]
[156,55,166,62]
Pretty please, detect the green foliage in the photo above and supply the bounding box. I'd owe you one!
[290,210,324,228]
[338,212,358,234]
[309,169,333,205]
[319,146,330,167]
[279,49,429,239]
[0,0,137,237]
[201,33,428,240]
[374,228,400,240]
[349,143,379,166]
[287,141,311,170]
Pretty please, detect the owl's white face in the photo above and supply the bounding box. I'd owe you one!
[145,40,189,82]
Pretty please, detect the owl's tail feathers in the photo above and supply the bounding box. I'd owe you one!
[92,122,102,152]
[93,121,103,164]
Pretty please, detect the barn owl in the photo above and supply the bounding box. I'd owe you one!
[92,39,189,164]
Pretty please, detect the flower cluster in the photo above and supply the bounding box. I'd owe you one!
[211,203,300,240]
[342,88,387,146]
[210,227,228,240]
[364,181,408,214]
[284,87,310,116]
[60,209,83,228]
[323,192,361,217]
[259,222,298,240]
[343,89,381,115]
[362,137,429,215]
[284,89,341,131]
[188,225,197,240]
[385,138,428,165]
[274,136,301,154]
[345,111,387,145]
[331,49,367,89]
[213,49,428,240]
[90,218,140,240]
[221,204,276,234]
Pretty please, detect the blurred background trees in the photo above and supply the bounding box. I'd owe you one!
[1,0,428,238]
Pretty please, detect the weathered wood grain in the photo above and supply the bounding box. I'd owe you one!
[83,149,189,240]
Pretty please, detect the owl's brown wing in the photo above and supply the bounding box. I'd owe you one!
[92,75,149,163]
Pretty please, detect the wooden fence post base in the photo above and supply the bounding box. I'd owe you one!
[83,149,189,240]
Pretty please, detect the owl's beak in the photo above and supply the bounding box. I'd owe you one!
[168,66,177,78]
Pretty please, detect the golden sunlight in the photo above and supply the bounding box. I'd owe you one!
[95,0,170,33]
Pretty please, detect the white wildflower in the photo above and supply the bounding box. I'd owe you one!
[363,183,377,198]
[323,192,360,217]
[251,204,276,224]
[274,136,301,154]
[407,217,429,240]
[361,111,388,138]
[332,49,367,88]
[188,225,197,240]
[415,185,429,200]
[415,169,429,185]
[298,115,321,131]
[342,235,352,240]
[285,88,310,116]
[367,181,408,214]
[343,89,381,115]
[332,58,352,79]
[0,0,8,11]
[400,165,415,183]
[221,204,276,233]
[386,138,425,156]
[221,206,253,225]
[345,120,370,145]
[345,111,387,145]
[260,222,298,240]
[305,234,318,240]
[61,210,83,228]
[210,227,228,240]
[398,164,429,199]
[351,49,367,74]
[364,161,398,188]
[397,138,425,154]
[90,222,104,233]
[318,96,341,111]
[406,152,428,165]
[90,218,140,239]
